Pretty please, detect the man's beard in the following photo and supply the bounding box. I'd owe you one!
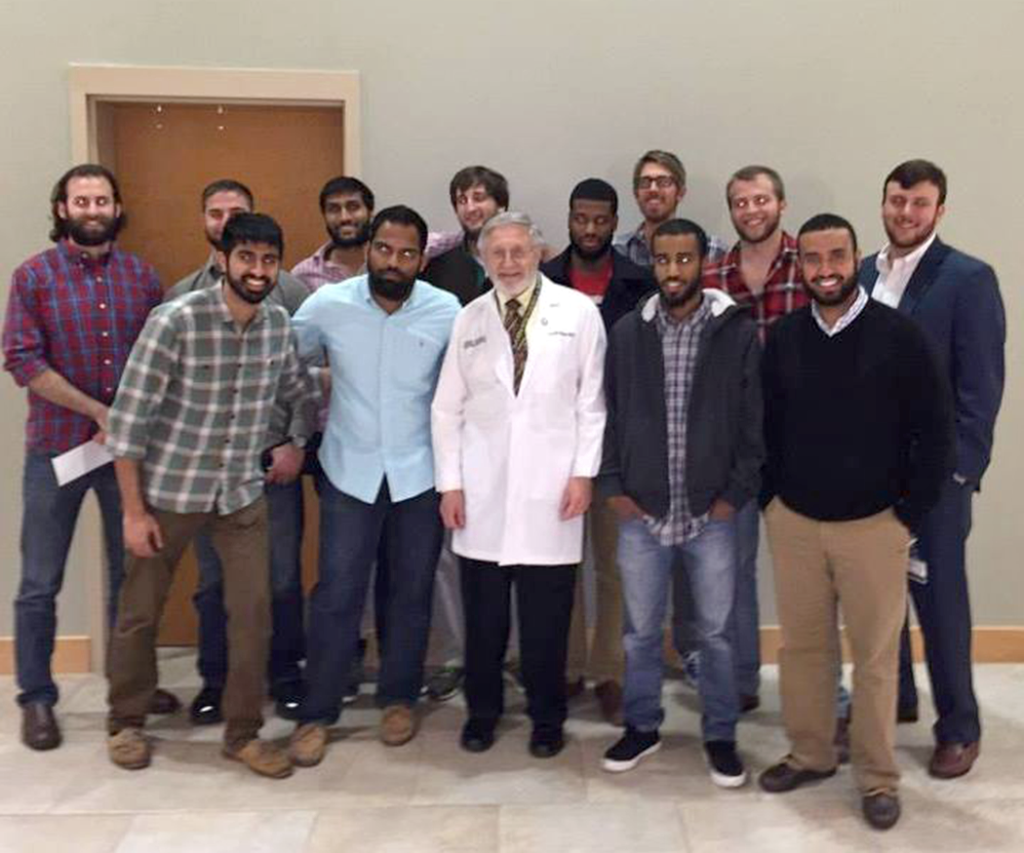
[369,270,415,302]
[570,233,614,263]
[226,270,275,305]
[735,211,781,245]
[660,276,702,309]
[884,215,937,252]
[66,215,120,247]
[328,221,371,250]
[806,272,859,306]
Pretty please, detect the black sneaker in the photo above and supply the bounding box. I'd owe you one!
[425,666,464,702]
[273,680,306,721]
[602,727,661,772]
[704,740,747,788]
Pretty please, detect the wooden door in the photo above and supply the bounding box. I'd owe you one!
[99,100,344,644]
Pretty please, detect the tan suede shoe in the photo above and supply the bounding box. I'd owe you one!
[223,738,293,779]
[289,722,328,767]
[380,705,416,746]
[107,728,151,770]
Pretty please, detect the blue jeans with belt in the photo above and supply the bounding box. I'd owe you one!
[15,451,124,707]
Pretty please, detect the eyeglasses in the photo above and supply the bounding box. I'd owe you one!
[637,176,677,190]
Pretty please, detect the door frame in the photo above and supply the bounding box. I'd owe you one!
[68,63,361,673]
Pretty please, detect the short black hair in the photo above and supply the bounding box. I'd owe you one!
[651,218,709,258]
[569,178,618,215]
[220,212,284,257]
[797,213,858,254]
[49,163,126,243]
[449,166,509,210]
[201,179,254,210]
[884,159,947,205]
[727,165,786,203]
[319,175,375,213]
[369,205,428,253]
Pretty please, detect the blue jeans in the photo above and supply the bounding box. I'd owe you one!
[15,451,124,706]
[194,477,306,693]
[619,515,739,742]
[300,479,443,723]
[731,500,761,697]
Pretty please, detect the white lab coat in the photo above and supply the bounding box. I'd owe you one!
[431,276,607,566]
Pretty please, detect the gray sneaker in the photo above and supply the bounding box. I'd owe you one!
[425,665,464,702]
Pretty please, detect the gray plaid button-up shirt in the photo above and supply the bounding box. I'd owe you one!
[107,284,318,515]
[646,296,713,545]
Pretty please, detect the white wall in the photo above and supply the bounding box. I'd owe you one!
[1,0,1021,634]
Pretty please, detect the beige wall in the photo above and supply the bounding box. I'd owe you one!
[1,0,1021,637]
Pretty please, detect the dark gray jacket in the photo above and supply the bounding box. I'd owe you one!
[598,289,763,517]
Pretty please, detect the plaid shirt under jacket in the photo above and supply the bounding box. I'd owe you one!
[646,297,713,546]
[616,223,728,269]
[2,241,162,453]
[702,231,807,342]
[106,285,318,515]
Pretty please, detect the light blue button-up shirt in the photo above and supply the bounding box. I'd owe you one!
[292,275,460,503]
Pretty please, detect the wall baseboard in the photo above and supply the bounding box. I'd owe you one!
[2,627,1022,676]
[0,636,92,675]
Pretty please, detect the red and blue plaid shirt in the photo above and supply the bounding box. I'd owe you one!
[3,240,162,453]
[702,231,807,342]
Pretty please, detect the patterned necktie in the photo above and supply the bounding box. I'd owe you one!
[504,297,527,394]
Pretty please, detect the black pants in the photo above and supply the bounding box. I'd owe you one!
[460,559,576,732]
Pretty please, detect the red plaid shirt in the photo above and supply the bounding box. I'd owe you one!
[702,231,807,341]
[3,240,162,453]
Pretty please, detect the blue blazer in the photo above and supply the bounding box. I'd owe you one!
[859,239,1005,488]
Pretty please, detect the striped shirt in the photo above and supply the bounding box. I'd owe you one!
[702,231,807,342]
[2,240,162,452]
[647,296,712,545]
[106,284,318,515]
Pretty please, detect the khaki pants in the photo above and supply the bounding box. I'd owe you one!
[567,496,625,685]
[107,499,270,748]
[765,498,910,793]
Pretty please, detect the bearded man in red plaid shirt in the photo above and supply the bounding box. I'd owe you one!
[691,166,808,713]
[2,164,170,752]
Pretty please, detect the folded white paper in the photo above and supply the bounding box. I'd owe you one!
[51,440,114,486]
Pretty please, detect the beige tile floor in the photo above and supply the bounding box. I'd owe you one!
[1,654,1022,852]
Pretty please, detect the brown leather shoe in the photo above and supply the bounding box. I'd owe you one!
[289,722,328,767]
[594,680,624,726]
[380,704,417,746]
[148,688,182,715]
[21,702,61,751]
[223,738,293,779]
[565,677,586,700]
[929,741,979,778]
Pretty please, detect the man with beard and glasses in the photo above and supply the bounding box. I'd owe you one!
[857,160,1005,780]
[3,163,165,751]
[758,213,952,830]
[104,213,318,778]
[287,206,459,766]
[540,178,655,723]
[598,219,761,789]
[292,175,375,290]
[698,165,809,716]
[615,150,728,268]
[165,178,315,727]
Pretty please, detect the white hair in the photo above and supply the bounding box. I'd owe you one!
[478,211,545,252]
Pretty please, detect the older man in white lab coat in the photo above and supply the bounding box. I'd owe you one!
[432,211,607,759]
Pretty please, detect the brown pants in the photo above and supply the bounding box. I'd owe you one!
[107,499,270,748]
[567,496,625,685]
[765,498,910,793]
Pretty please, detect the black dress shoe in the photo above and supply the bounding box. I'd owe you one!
[272,680,306,721]
[862,790,901,830]
[460,719,496,753]
[148,688,182,715]
[189,686,223,725]
[759,759,837,793]
[739,694,761,714]
[21,702,61,751]
[897,704,919,724]
[528,727,565,759]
